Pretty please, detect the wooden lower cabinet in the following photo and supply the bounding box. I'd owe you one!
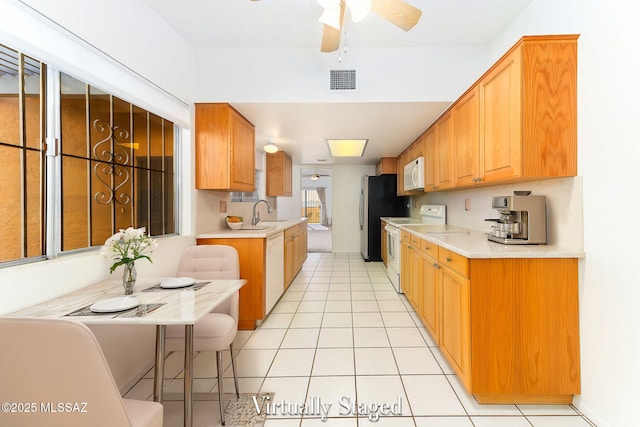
[439,265,471,390]
[284,222,307,289]
[198,221,307,330]
[420,242,440,346]
[470,258,580,403]
[197,237,265,330]
[402,233,580,403]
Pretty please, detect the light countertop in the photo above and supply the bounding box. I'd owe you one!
[6,278,246,325]
[197,218,307,239]
[401,224,585,259]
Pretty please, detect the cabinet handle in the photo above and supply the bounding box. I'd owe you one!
[434,262,440,269]
[446,257,452,263]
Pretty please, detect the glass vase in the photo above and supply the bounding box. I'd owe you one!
[122,262,137,295]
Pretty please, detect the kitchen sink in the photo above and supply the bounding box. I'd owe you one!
[237,225,273,230]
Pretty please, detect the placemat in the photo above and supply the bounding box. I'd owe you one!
[142,281,211,292]
[66,303,165,318]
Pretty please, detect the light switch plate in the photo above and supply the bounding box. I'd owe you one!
[220,201,227,213]
[465,199,471,211]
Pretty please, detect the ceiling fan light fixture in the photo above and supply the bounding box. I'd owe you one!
[263,141,278,153]
[347,0,371,22]
[318,3,342,30]
[310,173,319,181]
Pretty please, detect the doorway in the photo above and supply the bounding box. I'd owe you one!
[301,168,332,253]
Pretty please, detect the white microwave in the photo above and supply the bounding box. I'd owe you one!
[403,157,425,191]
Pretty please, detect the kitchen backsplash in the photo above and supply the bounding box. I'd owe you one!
[194,190,278,232]
[411,176,583,249]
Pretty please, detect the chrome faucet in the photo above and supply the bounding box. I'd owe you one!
[252,199,272,226]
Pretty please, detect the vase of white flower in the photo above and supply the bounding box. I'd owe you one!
[101,227,156,295]
[122,261,137,295]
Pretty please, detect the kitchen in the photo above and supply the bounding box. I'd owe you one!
[0,1,638,427]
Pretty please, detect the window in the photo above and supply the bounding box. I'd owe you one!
[0,42,177,266]
[302,190,321,224]
[230,170,261,202]
[0,45,46,263]
[59,73,176,251]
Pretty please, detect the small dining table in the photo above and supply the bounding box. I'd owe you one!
[5,277,246,427]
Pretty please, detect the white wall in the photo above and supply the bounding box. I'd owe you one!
[414,177,584,250]
[194,46,487,103]
[332,165,375,252]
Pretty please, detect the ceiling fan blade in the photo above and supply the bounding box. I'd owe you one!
[320,1,345,52]
[370,0,422,31]
[321,24,341,52]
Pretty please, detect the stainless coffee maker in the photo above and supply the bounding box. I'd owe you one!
[485,191,547,244]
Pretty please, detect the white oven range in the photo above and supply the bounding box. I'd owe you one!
[382,205,446,293]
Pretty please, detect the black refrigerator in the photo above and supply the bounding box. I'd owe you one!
[359,175,410,261]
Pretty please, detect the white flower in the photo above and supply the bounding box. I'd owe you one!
[100,227,156,273]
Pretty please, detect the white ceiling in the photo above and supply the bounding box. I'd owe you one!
[144,0,532,165]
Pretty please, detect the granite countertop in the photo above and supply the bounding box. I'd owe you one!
[401,224,585,259]
[197,218,307,239]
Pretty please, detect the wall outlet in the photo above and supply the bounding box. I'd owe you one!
[220,200,227,213]
[465,198,471,211]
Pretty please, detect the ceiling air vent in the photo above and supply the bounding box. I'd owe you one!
[329,69,357,91]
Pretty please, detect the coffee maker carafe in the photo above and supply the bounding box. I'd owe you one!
[485,191,547,244]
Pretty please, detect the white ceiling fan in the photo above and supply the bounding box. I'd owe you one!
[317,0,423,52]
[303,169,331,180]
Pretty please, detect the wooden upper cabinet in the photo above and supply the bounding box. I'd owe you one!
[479,35,578,184]
[401,35,578,192]
[423,128,436,191]
[266,151,292,197]
[453,86,480,187]
[376,157,397,175]
[435,111,454,190]
[195,103,255,191]
[396,151,407,195]
[480,47,523,183]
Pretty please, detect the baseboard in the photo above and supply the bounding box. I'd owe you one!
[573,396,607,427]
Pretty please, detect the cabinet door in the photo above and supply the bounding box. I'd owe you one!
[298,224,307,268]
[396,153,406,195]
[423,128,436,191]
[435,112,454,190]
[266,151,292,197]
[440,267,471,389]
[284,235,294,287]
[480,48,522,183]
[400,240,413,303]
[284,154,292,195]
[421,253,440,344]
[454,86,480,187]
[410,246,424,314]
[230,110,255,191]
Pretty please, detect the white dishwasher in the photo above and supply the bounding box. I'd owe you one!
[265,231,285,315]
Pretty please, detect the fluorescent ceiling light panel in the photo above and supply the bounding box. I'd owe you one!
[327,139,368,157]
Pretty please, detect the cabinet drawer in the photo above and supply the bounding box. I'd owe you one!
[410,234,421,247]
[439,247,469,278]
[401,230,411,243]
[420,239,438,257]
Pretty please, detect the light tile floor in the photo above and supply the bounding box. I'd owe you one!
[125,253,596,427]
